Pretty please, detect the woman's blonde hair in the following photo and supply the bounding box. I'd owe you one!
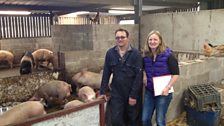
[143,30,166,57]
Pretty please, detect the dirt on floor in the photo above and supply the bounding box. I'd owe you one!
[167,112,187,126]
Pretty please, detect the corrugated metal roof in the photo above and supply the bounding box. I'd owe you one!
[0,0,199,13]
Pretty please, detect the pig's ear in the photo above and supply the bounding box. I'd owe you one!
[68,85,72,92]
[203,43,209,49]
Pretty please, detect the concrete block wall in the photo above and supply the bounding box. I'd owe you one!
[92,24,139,51]
[51,25,93,51]
[140,9,224,52]
[63,50,105,83]
[51,24,139,52]
[51,24,139,82]
[167,57,224,121]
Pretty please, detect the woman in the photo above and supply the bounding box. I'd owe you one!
[142,30,179,126]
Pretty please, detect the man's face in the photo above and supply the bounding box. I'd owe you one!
[115,31,128,48]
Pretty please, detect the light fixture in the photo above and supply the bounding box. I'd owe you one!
[0,11,31,15]
[108,10,134,14]
[119,20,134,24]
[61,11,90,17]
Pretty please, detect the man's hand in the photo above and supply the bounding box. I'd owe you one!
[129,97,136,106]
[97,94,108,101]
[143,71,147,87]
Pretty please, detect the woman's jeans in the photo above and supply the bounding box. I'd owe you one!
[142,89,172,126]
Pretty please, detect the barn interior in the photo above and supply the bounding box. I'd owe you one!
[0,0,224,126]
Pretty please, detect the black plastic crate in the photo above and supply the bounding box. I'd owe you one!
[185,84,221,111]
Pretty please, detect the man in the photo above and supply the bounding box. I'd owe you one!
[99,28,143,126]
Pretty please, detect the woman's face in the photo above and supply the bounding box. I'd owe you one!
[148,33,161,49]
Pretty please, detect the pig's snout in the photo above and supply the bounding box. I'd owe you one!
[66,92,71,97]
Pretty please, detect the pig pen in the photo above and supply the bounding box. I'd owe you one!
[1,50,224,126]
[0,62,106,125]
[0,68,106,126]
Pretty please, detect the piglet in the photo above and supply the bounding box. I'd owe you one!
[64,100,84,109]
[78,86,96,102]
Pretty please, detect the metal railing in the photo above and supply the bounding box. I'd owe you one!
[14,98,106,126]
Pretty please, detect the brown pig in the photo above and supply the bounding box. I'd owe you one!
[29,80,72,106]
[32,49,54,69]
[72,69,113,90]
[0,50,14,68]
[0,101,46,126]
[78,86,96,102]
[64,100,84,109]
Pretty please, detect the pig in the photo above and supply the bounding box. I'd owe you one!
[64,100,84,109]
[32,49,54,69]
[29,80,72,107]
[203,42,224,57]
[72,69,113,90]
[0,101,46,126]
[0,50,14,68]
[78,86,96,102]
[20,51,34,75]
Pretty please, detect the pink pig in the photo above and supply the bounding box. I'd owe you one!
[30,80,72,106]
[0,101,46,126]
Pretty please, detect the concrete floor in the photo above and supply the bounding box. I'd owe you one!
[0,63,53,79]
[0,67,20,78]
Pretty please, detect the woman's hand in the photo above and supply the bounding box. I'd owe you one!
[161,87,170,96]
[161,75,179,96]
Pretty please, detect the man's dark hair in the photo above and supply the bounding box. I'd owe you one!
[115,28,129,37]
